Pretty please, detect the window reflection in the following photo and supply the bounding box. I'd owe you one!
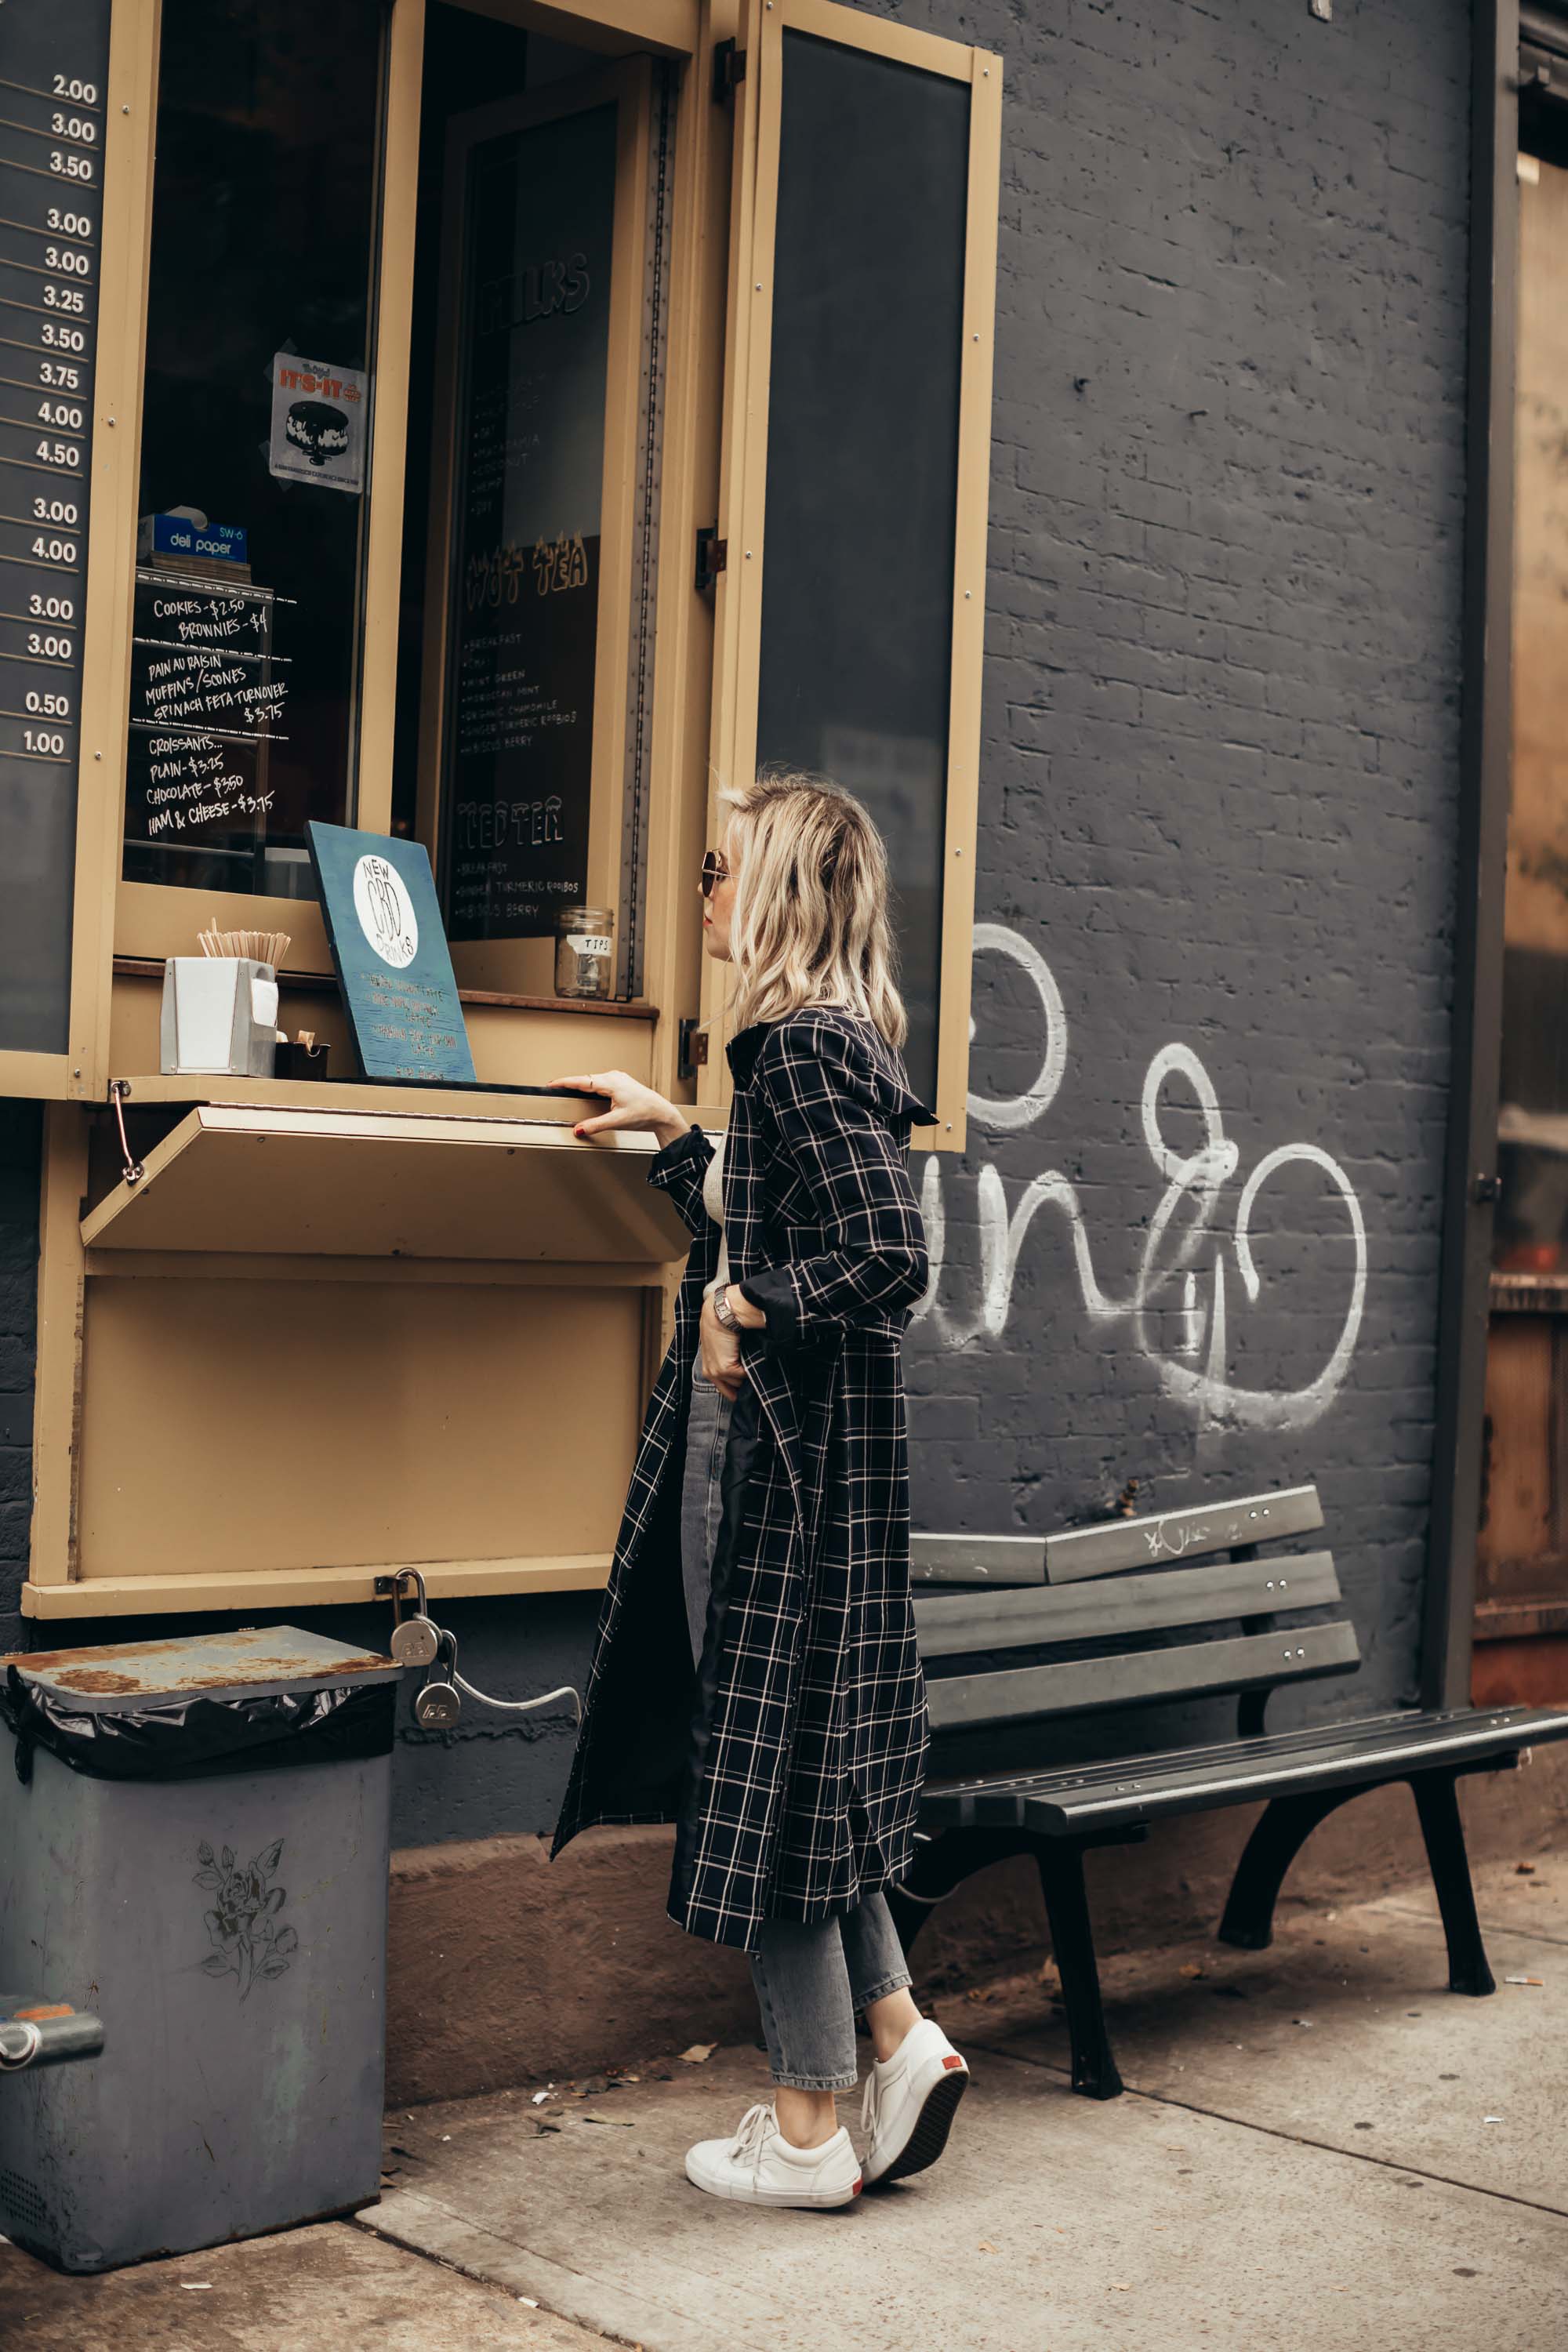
[123,0,383,898]
[1497,151,1568,1273]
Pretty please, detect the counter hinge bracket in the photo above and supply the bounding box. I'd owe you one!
[678,1018,710,1083]
[695,527,727,594]
[108,1080,145,1187]
[712,39,746,101]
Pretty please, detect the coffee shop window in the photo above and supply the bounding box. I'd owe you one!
[122,0,387,902]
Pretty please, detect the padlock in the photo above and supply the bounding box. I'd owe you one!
[388,1567,440,1667]
[413,1676,462,1729]
[413,1628,462,1729]
[390,1615,440,1668]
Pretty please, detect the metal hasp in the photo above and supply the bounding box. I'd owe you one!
[107,1080,144,1187]
[0,1627,400,2270]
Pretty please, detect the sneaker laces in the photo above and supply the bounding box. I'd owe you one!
[859,2066,881,2145]
[729,2101,777,2169]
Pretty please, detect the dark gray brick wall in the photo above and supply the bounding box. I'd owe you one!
[0,1103,40,1660]
[899,0,1469,1731]
[0,0,1472,1835]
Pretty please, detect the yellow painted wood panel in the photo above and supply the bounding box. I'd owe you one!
[24,1554,614,1618]
[76,1276,645,1582]
[81,1106,690,1260]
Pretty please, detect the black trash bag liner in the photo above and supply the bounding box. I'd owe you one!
[0,1664,395,1787]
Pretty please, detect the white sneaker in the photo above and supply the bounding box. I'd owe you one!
[684,2100,862,2209]
[860,2018,969,2187]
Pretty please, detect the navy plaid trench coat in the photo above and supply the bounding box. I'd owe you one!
[550,1007,934,1953]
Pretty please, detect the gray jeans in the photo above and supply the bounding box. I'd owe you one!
[681,1361,913,2091]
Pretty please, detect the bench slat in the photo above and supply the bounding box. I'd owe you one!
[910,1534,1044,1587]
[913,1550,1341,1658]
[925,1707,1519,1809]
[925,1619,1360,1732]
[917,1705,1568,1833]
[1044,1484,1323,1585]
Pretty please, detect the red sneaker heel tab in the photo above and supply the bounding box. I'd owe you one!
[942,2054,965,2071]
[852,2176,863,2195]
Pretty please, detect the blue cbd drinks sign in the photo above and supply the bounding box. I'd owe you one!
[306,822,476,1084]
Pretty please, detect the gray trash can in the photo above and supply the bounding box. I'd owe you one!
[0,1627,401,2272]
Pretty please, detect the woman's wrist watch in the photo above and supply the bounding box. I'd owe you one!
[712,1283,739,1333]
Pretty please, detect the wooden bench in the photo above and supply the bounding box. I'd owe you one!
[893,1484,1568,2100]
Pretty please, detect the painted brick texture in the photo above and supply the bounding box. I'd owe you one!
[895,0,1469,1727]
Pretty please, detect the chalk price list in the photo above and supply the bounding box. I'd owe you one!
[0,2,108,807]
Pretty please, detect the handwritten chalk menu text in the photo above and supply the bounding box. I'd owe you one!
[0,0,110,1054]
[123,575,287,876]
[437,101,615,941]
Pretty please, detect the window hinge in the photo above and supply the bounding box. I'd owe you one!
[678,1018,710,1082]
[1471,1171,1500,1206]
[695,527,727,594]
[712,39,746,102]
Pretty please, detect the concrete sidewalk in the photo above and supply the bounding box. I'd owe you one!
[3,1846,1564,2351]
[361,1846,1568,2352]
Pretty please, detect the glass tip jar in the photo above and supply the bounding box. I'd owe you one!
[554,906,617,1001]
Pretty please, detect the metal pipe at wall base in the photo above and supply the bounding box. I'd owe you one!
[0,2009,104,2071]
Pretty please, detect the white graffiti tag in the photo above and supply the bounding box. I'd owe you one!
[915,925,1367,1432]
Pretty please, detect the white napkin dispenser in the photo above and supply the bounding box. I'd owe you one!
[160,958,278,1076]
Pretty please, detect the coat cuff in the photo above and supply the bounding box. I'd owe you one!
[735,1266,808,1352]
[647,1123,712,1187]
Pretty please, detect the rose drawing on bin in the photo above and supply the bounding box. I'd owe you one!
[193,1838,297,1998]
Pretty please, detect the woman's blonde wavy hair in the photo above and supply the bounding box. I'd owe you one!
[718,771,908,1049]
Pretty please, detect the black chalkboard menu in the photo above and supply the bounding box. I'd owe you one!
[0,0,110,1057]
[437,102,615,942]
[122,573,285,878]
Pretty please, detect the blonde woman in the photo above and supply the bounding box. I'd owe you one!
[550,774,968,2209]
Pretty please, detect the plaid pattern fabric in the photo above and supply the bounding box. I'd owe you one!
[551,1009,934,1952]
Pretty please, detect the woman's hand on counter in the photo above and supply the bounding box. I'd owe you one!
[699,1294,747,1398]
[550,1070,691,1150]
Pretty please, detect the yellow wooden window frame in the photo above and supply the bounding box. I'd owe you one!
[706,0,1001,1154]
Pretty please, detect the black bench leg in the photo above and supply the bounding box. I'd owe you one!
[1218,1786,1367,1951]
[1411,1771,1495,1998]
[886,1827,1040,1960]
[1036,1841,1123,2101]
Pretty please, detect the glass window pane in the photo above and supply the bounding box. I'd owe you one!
[122,0,384,899]
[1497,151,1568,1272]
[755,31,970,1109]
[437,101,616,941]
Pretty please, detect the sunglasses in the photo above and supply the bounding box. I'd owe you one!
[699,849,731,898]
